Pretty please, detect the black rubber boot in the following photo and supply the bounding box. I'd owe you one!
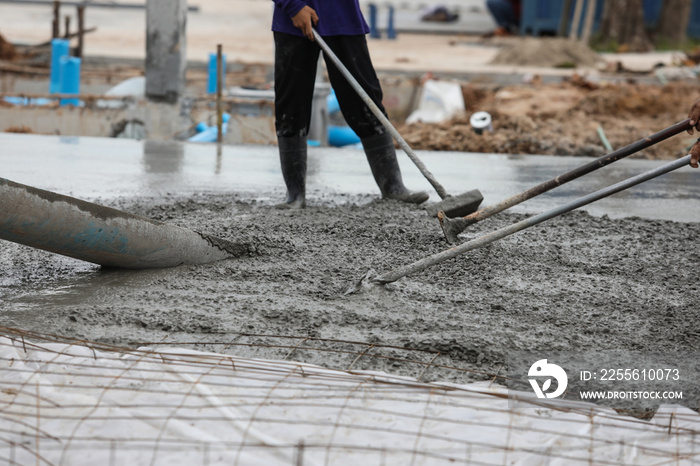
[276,136,307,209]
[362,133,429,204]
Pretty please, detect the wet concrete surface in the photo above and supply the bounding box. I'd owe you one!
[3,133,700,222]
[1,133,700,387]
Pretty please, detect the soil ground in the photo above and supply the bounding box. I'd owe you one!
[399,80,700,159]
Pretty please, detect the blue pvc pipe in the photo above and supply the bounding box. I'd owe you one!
[207,52,227,94]
[387,6,396,39]
[369,3,381,39]
[59,56,81,107]
[49,39,69,94]
[3,97,52,106]
[188,114,231,142]
[328,125,361,147]
[327,89,340,115]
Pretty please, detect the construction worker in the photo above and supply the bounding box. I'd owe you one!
[687,97,700,168]
[271,1,429,208]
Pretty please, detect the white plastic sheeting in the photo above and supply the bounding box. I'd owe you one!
[406,79,466,124]
[0,336,698,465]
[97,76,146,109]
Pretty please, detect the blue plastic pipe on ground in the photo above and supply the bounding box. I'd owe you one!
[328,125,361,147]
[188,114,231,143]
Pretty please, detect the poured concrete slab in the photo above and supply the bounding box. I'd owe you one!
[2,132,699,223]
[2,132,700,393]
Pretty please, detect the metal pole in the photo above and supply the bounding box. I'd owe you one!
[76,5,85,59]
[216,44,223,144]
[64,14,70,40]
[569,0,583,39]
[440,119,692,242]
[52,0,60,39]
[0,177,246,269]
[580,0,597,43]
[372,155,692,285]
[312,28,449,199]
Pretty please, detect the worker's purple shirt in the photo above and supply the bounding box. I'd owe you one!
[271,0,370,36]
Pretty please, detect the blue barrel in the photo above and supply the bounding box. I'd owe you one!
[643,0,663,27]
[59,56,81,107]
[49,39,70,94]
[520,0,604,36]
[521,0,700,38]
[207,53,227,94]
[689,0,700,38]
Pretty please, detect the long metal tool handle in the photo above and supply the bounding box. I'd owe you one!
[376,155,691,284]
[442,118,692,237]
[312,29,449,199]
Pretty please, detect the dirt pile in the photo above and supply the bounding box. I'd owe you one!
[490,37,604,68]
[399,81,699,159]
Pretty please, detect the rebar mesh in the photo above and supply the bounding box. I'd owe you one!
[0,326,698,466]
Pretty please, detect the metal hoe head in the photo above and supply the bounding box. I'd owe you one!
[438,213,471,244]
[423,189,483,218]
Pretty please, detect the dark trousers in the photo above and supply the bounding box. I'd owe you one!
[274,32,387,139]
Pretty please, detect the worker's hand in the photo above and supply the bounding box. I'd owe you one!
[292,6,319,41]
[687,97,700,135]
[691,140,700,168]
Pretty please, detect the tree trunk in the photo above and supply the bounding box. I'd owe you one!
[656,0,692,45]
[599,0,652,52]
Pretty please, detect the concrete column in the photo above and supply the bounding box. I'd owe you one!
[146,0,187,103]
